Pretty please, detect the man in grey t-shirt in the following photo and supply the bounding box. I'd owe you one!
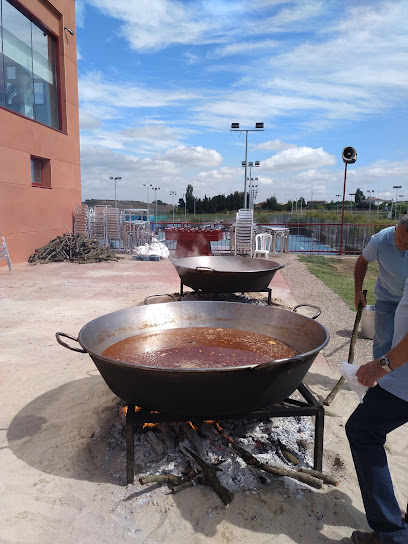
[354,215,408,359]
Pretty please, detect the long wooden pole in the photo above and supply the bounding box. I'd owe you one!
[324,290,367,406]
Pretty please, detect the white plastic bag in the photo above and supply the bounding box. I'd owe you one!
[340,361,368,403]
[135,244,149,255]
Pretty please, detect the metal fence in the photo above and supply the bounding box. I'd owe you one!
[155,221,388,255]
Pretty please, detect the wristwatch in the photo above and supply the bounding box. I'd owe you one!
[379,355,393,373]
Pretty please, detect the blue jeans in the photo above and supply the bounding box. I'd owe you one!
[373,300,399,360]
[346,386,408,543]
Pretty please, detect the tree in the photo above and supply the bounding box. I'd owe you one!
[261,196,280,210]
[354,188,366,204]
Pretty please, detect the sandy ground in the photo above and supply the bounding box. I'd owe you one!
[1,255,407,544]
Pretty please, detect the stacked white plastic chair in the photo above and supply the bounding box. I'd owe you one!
[0,236,12,273]
[73,204,89,235]
[89,205,108,246]
[106,207,122,247]
[234,208,254,257]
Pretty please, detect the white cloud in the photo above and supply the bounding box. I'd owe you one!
[79,111,101,130]
[158,146,222,167]
[212,39,279,58]
[262,147,336,172]
[255,139,297,151]
[75,0,86,28]
[84,0,224,52]
[79,72,198,110]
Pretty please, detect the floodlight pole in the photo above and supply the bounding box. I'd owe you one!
[143,183,153,217]
[336,194,341,214]
[153,187,160,224]
[170,190,177,223]
[231,123,264,209]
[393,185,402,220]
[109,176,122,208]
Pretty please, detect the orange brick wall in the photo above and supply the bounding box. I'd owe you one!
[0,0,81,266]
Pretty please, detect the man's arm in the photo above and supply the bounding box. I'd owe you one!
[354,254,369,310]
[356,332,408,387]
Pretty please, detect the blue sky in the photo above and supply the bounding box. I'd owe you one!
[75,0,408,207]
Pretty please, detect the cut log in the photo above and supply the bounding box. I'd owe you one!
[180,444,234,506]
[28,233,118,264]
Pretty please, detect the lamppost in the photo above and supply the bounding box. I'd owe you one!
[249,181,258,210]
[349,193,355,213]
[336,194,341,214]
[184,194,187,223]
[398,194,404,217]
[153,187,160,224]
[170,190,177,223]
[242,160,260,210]
[143,183,153,217]
[109,176,122,208]
[367,189,375,221]
[393,185,402,219]
[231,123,264,209]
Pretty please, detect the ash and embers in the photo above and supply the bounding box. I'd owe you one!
[104,404,315,495]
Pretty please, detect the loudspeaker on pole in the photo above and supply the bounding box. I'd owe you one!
[342,147,357,164]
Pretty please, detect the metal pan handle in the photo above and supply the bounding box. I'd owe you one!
[195,267,215,272]
[144,293,177,305]
[55,332,86,353]
[290,304,321,319]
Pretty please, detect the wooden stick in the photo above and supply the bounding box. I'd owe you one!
[324,290,367,406]
[139,474,183,487]
[225,435,323,489]
[296,467,338,486]
[180,444,234,506]
[171,481,194,494]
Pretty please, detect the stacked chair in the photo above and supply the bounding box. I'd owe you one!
[234,208,254,257]
[73,204,89,235]
[89,205,108,246]
[0,236,12,273]
[105,207,122,248]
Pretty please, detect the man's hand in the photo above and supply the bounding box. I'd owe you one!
[356,360,386,388]
[354,291,367,310]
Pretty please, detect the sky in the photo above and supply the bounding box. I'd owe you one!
[75,0,408,207]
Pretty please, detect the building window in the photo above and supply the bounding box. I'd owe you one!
[0,0,60,129]
[31,156,51,187]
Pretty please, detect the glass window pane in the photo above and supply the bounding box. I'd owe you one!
[0,22,5,108]
[1,0,59,129]
[31,22,49,60]
[3,1,32,70]
[31,158,42,184]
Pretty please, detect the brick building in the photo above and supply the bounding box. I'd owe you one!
[0,0,80,265]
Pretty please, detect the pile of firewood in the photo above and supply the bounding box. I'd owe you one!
[28,233,118,264]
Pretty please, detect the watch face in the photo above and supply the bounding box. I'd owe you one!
[379,357,392,372]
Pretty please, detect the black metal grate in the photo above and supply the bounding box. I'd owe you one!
[125,382,324,485]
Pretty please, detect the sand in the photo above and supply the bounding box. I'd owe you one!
[1,255,407,544]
